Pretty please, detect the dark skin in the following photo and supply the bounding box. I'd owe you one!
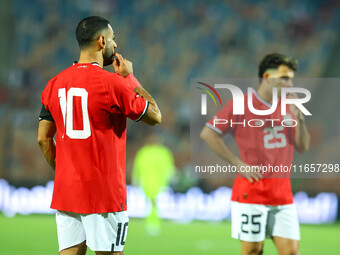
[77,24,161,125]
[38,24,162,168]
[38,23,161,255]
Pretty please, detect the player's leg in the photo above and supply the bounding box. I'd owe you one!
[272,236,299,255]
[146,198,161,236]
[241,241,264,255]
[60,241,87,255]
[82,211,129,253]
[144,185,162,236]
[56,211,87,255]
[231,202,268,255]
[270,204,300,255]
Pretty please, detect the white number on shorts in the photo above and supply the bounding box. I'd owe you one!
[58,88,91,139]
[116,222,128,246]
[241,214,261,234]
[263,126,287,149]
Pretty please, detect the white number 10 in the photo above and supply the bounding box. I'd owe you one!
[58,88,91,139]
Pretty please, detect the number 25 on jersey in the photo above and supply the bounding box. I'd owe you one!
[263,126,287,149]
[58,88,91,139]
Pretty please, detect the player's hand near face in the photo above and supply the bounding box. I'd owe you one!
[112,52,161,125]
[287,92,304,121]
[287,92,310,153]
[112,53,133,77]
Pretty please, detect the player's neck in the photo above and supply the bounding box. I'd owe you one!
[78,50,103,68]
[257,85,273,104]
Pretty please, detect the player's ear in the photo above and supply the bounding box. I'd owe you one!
[98,35,105,49]
[262,72,271,83]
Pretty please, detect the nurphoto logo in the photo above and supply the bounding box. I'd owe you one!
[197,82,311,128]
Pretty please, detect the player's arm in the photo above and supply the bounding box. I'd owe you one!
[38,119,56,169]
[134,86,161,125]
[289,94,310,153]
[113,53,161,126]
[37,104,56,169]
[294,112,310,153]
[200,126,262,183]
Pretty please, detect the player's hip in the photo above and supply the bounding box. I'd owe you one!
[56,210,129,252]
[231,201,300,242]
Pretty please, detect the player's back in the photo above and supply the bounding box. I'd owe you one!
[44,62,124,179]
[41,62,147,213]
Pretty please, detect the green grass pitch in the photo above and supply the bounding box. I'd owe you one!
[0,214,339,254]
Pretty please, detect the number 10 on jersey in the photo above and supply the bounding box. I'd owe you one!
[58,88,91,139]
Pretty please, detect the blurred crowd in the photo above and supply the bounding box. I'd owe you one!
[0,0,339,193]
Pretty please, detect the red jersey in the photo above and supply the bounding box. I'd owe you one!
[40,63,148,213]
[207,89,296,205]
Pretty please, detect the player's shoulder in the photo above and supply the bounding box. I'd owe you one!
[56,64,77,76]
[220,97,235,112]
[45,65,75,86]
[43,74,59,93]
[99,70,130,94]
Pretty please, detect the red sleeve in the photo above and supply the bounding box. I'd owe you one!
[206,100,238,135]
[109,73,148,121]
[40,78,55,111]
[41,85,47,109]
[124,74,142,89]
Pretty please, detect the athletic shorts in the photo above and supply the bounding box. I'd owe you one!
[231,202,300,242]
[56,210,129,252]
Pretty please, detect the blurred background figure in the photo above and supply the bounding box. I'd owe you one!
[132,134,175,236]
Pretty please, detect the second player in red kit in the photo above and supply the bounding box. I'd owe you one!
[201,53,310,255]
[206,89,295,205]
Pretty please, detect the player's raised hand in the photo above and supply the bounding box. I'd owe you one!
[287,92,304,121]
[236,161,263,183]
[112,53,133,77]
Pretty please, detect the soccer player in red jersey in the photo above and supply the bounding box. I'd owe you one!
[200,53,310,255]
[37,16,161,255]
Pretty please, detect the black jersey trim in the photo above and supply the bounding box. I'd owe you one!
[135,100,149,122]
[39,104,54,122]
[73,61,100,67]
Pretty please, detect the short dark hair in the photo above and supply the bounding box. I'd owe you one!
[258,53,298,78]
[76,16,110,48]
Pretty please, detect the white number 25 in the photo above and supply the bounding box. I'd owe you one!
[58,88,91,139]
[263,126,287,149]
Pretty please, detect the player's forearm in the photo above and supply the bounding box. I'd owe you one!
[38,138,56,169]
[295,117,310,153]
[200,126,241,166]
[134,86,158,109]
[134,86,162,125]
